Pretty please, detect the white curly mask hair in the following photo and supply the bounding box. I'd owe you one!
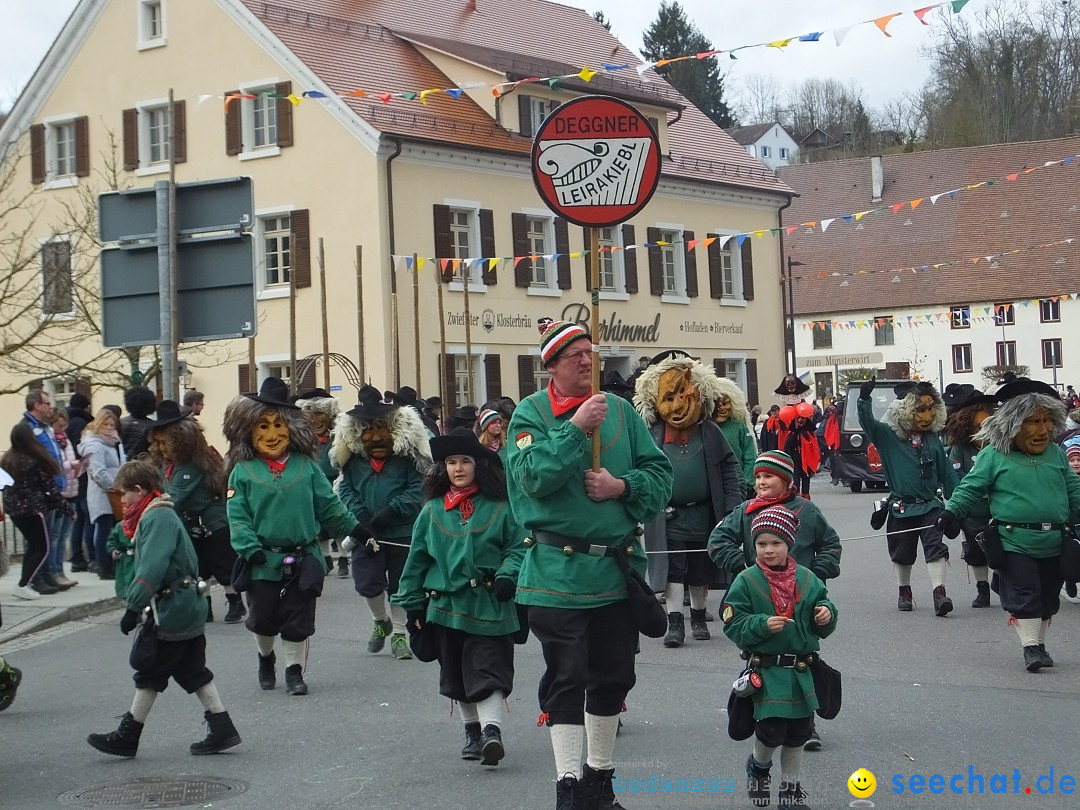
[632,357,724,428]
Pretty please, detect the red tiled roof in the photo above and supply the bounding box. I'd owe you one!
[777,136,1080,316]
[240,0,790,196]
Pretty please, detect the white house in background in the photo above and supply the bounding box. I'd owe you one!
[725,123,800,170]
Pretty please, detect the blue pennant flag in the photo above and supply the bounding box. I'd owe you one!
[446,88,463,99]
[602,63,630,71]
[736,234,748,247]
[798,32,823,42]
[302,90,327,99]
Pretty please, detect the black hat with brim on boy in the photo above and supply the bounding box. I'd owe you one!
[247,377,300,409]
[346,384,401,422]
[431,427,502,467]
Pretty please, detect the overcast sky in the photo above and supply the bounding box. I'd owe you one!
[0,1,1021,114]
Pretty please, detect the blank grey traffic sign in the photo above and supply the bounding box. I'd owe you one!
[99,177,253,243]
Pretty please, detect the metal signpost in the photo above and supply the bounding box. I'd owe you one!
[530,95,661,469]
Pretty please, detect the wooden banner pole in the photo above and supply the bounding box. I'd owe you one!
[589,227,601,472]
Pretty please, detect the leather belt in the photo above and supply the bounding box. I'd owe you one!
[531,529,641,558]
[1000,521,1064,532]
[741,651,817,670]
[268,545,305,554]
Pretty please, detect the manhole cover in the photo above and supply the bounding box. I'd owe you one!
[58,777,248,808]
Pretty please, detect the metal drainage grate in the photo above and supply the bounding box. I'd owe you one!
[58,777,249,808]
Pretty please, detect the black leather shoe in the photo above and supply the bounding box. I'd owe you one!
[258,652,276,690]
[479,724,504,766]
[285,664,308,695]
[461,722,481,760]
[747,754,772,807]
[1024,645,1044,672]
[1038,644,1054,668]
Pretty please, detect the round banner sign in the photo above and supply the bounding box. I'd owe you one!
[531,95,661,228]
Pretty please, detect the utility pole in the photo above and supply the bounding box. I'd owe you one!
[785,255,804,375]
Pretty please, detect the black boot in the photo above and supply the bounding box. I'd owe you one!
[336,555,350,579]
[205,596,214,623]
[746,754,772,807]
[689,608,710,641]
[190,710,241,755]
[933,586,953,617]
[803,716,821,751]
[1024,645,1044,672]
[461,722,482,760]
[971,580,990,608]
[285,664,308,695]
[556,775,581,810]
[777,780,808,807]
[224,594,246,624]
[479,723,505,766]
[663,612,684,648]
[87,712,144,758]
[581,763,626,810]
[1038,644,1054,668]
[258,652,276,690]
[324,555,333,571]
[0,664,23,712]
[897,585,913,611]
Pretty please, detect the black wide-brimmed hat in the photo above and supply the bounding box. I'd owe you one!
[431,428,502,467]
[942,383,996,410]
[993,376,1060,402]
[346,385,400,421]
[295,387,333,401]
[392,386,420,406]
[601,369,635,396]
[647,349,693,367]
[148,399,189,430]
[424,396,443,409]
[893,380,937,400]
[774,374,810,396]
[447,405,480,429]
[247,377,299,409]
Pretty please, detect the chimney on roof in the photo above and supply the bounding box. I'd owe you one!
[870,155,883,203]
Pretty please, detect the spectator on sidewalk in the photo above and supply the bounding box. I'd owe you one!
[79,409,127,580]
[120,386,157,459]
[43,409,81,588]
[66,393,96,572]
[183,390,205,418]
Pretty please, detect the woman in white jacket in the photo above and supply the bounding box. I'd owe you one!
[78,409,126,580]
[44,409,83,588]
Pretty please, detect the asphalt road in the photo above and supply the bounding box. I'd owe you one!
[1,475,1078,810]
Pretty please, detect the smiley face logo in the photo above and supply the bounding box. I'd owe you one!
[848,768,877,798]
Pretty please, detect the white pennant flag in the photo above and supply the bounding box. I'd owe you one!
[930,193,942,205]
[820,218,835,232]
[833,26,852,46]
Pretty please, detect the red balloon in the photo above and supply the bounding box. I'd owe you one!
[795,402,814,419]
[779,406,798,425]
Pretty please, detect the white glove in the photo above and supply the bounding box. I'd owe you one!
[340,536,357,554]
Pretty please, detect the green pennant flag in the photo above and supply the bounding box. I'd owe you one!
[402,92,417,101]
[951,0,970,12]
[985,178,996,185]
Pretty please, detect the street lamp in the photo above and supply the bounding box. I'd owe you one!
[785,256,804,375]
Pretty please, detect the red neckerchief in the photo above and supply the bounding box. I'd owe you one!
[317,434,329,445]
[664,425,692,446]
[444,485,478,523]
[164,461,175,482]
[122,490,160,539]
[745,486,797,514]
[757,556,799,619]
[258,453,289,479]
[369,458,386,473]
[548,381,592,418]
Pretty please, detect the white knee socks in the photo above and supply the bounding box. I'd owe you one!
[972,565,989,583]
[195,682,225,714]
[752,740,776,767]
[365,594,388,622]
[129,688,157,723]
[1039,619,1050,645]
[282,639,306,668]
[550,724,585,780]
[780,745,804,783]
[389,603,406,635]
[458,702,479,724]
[477,691,505,730]
[585,713,620,770]
[664,582,685,615]
[926,558,947,589]
[894,563,912,587]
[254,634,276,656]
[1015,617,1040,647]
[688,585,708,611]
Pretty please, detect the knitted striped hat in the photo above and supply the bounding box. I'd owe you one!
[478,408,502,430]
[1067,444,1080,460]
[754,450,795,486]
[751,505,800,548]
[538,317,591,364]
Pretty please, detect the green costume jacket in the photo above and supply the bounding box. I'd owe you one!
[708,494,842,581]
[166,462,228,536]
[946,443,1080,558]
[227,454,356,582]
[126,499,205,641]
[857,397,958,517]
[391,495,527,635]
[106,522,136,599]
[316,435,338,482]
[722,563,838,720]
[337,454,423,541]
[506,391,673,609]
[718,419,759,496]
[947,443,991,529]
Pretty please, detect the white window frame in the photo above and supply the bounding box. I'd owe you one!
[995,341,1017,367]
[1043,338,1063,369]
[528,96,553,132]
[137,0,167,51]
[656,223,687,304]
[523,348,552,395]
[447,346,487,409]
[779,147,789,160]
[715,354,749,392]
[254,206,294,300]
[597,225,628,300]
[45,377,79,410]
[711,229,746,307]
[443,198,487,293]
[812,321,833,350]
[1040,298,1061,323]
[952,344,973,373]
[994,302,1015,326]
[760,145,771,158]
[523,208,559,297]
[39,236,76,321]
[134,97,171,177]
[259,357,293,388]
[40,114,80,189]
[873,315,895,346]
[237,78,282,161]
[950,306,970,329]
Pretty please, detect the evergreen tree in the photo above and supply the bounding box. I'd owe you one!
[641,1,734,128]
[593,10,612,31]
[851,100,871,156]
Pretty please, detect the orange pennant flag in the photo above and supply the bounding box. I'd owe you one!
[702,236,717,248]
[910,198,924,209]
[349,89,367,98]
[874,13,902,36]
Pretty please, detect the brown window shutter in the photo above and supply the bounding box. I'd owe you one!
[647,226,663,296]
[746,358,759,409]
[622,224,638,293]
[555,218,571,290]
[683,229,698,298]
[224,90,242,156]
[442,354,458,407]
[27,378,44,392]
[74,116,90,177]
[479,209,497,285]
[432,204,454,282]
[581,226,593,291]
[484,354,502,402]
[171,100,187,164]
[237,363,252,394]
[713,359,725,378]
[30,124,46,185]
[741,239,755,301]
[518,94,532,138]
[275,81,294,148]
[291,209,311,288]
[511,213,531,288]
[75,377,92,399]
[122,108,139,171]
[298,359,316,393]
[517,355,535,401]
[707,232,723,299]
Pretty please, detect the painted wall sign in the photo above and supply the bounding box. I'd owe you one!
[531,95,661,228]
[561,302,661,343]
